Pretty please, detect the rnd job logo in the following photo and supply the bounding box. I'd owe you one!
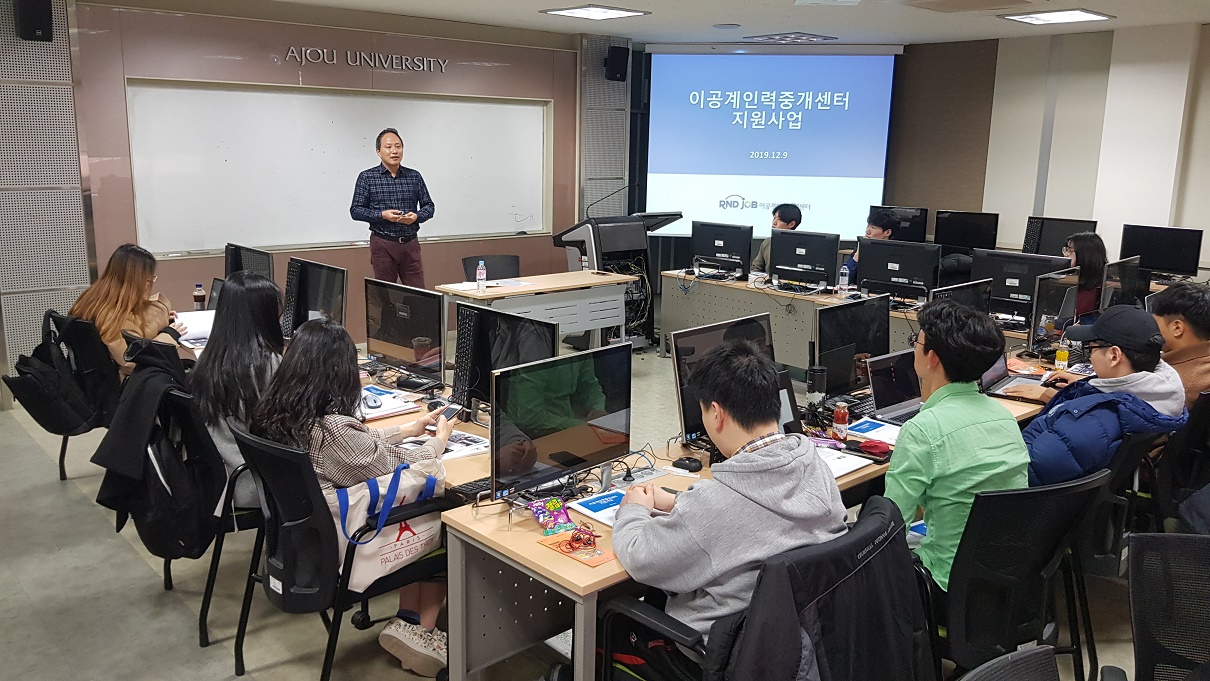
[719,194,760,209]
[378,519,439,566]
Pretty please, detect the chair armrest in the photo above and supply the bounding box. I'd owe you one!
[600,595,706,654]
[1100,666,1128,681]
[353,497,461,543]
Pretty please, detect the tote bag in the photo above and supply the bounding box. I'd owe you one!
[326,459,446,593]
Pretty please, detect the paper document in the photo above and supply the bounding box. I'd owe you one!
[359,385,422,421]
[397,430,489,460]
[819,450,874,480]
[173,310,215,342]
[568,490,626,527]
[443,279,535,291]
[847,417,901,445]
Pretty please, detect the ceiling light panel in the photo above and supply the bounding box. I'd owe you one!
[540,5,650,20]
[743,31,839,43]
[1002,8,1114,25]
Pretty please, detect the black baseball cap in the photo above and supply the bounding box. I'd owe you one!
[1065,305,1164,352]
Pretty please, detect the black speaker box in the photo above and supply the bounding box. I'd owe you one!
[14,0,54,42]
[604,45,629,82]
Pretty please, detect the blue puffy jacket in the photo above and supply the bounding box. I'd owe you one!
[1024,379,1187,486]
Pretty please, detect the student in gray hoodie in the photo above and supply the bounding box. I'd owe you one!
[613,340,849,637]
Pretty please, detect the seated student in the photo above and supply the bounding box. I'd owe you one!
[1064,231,1108,319]
[1007,306,1188,487]
[884,300,1029,595]
[69,243,193,375]
[1150,283,1210,406]
[613,340,847,639]
[841,209,897,285]
[250,318,455,677]
[190,272,284,508]
[750,203,801,273]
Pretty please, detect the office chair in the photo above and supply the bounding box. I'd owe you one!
[461,255,520,282]
[228,421,457,681]
[962,646,1060,681]
[1080,432,1167,578]
[922,469,1110,681]
[1101,533,1210,681]
[1155,392,1210,530]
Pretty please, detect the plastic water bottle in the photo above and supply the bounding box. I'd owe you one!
[192,283,206,311]
[476,260,487,294]
[837,265,850,291]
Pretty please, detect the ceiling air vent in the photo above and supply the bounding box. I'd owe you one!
[905,0,1039,12]
[744,31,839,43]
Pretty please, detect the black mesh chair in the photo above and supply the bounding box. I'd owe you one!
[925,469,1110,681]
[461,255,520,282]
[1080,432,1167,578]
[228,421,457,681]
[962,646,1059,681]
[1101,533,1210,681]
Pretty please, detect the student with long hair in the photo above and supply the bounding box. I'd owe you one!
[69,243,192,375]
[250,318,454,677]
[1065,231,1108,318]
[190,272,285,508]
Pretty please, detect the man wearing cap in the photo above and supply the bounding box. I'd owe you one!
[1007,305,1188,487]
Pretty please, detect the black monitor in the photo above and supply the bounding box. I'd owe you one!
[281,257,347,337]
[365,279,444,379]
[1022,217,1097,256]
[450,302,559,407]
[814,295,891,396]
[690,221,753,278]
[870,205,927,243]
[1120,224,1203,277]
[489,344,631,500]
[768,230,840,286]
[224,243,274,279]
[206,277,223,311]
[1100,256,1150,311]
[933,210,999,255]
[1028,267,1080,352]
[971,249,1070,318]
[857,238,941,300]
[929,278,993,314]
[670,314,775,443]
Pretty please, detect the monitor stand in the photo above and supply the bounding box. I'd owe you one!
[464,398,490,428]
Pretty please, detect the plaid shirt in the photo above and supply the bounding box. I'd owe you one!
[307,414,441,491]
[349,164,435,239]
[733,432,786,458]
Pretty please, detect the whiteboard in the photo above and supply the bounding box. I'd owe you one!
[126,81,550,253]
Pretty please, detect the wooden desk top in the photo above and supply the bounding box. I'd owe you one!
[661,269,853,306]
[434,271,636,301]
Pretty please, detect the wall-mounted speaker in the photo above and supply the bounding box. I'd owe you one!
[14,0,54,42]
[604,45,629,82]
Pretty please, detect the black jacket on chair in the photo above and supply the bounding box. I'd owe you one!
[709,496,933,681]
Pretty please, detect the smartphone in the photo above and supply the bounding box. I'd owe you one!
[425,403,462,432]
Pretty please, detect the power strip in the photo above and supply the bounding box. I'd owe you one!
[611,467,669,490]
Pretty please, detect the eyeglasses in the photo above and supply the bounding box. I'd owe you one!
[908,331,919,348]
[1062,245,1074,255]
[1083,343,1112,352]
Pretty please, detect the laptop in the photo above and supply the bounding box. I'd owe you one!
[867,349,923,426]
[980,354,1046,403]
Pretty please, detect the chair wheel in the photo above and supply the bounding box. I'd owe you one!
[350,610,373,630]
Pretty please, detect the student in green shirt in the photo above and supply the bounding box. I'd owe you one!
[884,299,1029,597]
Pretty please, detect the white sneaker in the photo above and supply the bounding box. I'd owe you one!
[378,618,447,678]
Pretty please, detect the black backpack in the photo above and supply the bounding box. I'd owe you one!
[2,311,99,436]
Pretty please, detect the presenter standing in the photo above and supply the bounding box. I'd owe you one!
[350,128,435,288]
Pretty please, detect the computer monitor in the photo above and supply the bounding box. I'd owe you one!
[489,344,631,500]
[767,230,840,286]
[814,295,891,396]
[670,314,775,443]
[281,257,347,336]
[929,278,993,314]
[971,249,1070,318]
[690,221,753,278]
[1100,256,1150,311]
[450,302,559,407]
[870,205,927,243]
[365,279,444,379]
[224,243,274,279]
[857,239,941,300]
[1027,267,1079,352]
[206,277,224,311]
[1120,224,1203,277]
[1022,217,1097,256]
[933,210,999,256]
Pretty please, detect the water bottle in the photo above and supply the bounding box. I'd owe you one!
[837,265,850,291]
[476,260,487,294]
[192,283,206,311]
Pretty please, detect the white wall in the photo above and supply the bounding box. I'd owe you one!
[1176,24,1210,263]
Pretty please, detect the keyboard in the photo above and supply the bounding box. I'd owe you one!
[878,407,921,426]
[450,306,481,403]
[997,319,1030,333]
[819,395,875,426]
[776,282,824,295]
[449,476,491,500]
[280,259,301,337]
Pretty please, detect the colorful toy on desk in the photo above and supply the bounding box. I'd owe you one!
[528,497,576,536]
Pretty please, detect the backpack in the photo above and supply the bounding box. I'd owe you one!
[1,311,98,435]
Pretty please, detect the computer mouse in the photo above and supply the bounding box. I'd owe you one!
[672,456,703,473]
[361,393,382,409]
[846,293,864,300]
